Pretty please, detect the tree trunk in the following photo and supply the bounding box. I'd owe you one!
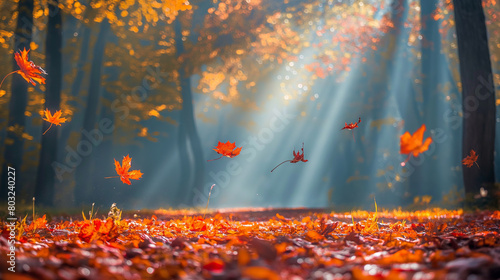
[174,17,205,206]
[405,0,449,202]
[74,19,110,205]
[90,67,115,207]
[34,0,62,206]
[58,23,92,162]
[453,0,496,209]
[1,0,34,195]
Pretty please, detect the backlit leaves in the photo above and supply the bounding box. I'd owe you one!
[271,143,308,172]
[400,124,433,158]
[0,48,47,90]
[14,48,47,86]
[209,141,242,161]
[42,109,67,135]
[113,155,143,185]
[2,208,499,279]
[462,149,479,168]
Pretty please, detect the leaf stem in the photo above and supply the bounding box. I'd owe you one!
[42,123,53,135]
[475,162,480,169]
[104,176,120,179]
[0,71,17,90]
[207,155,223,162]
[271,160,291,172]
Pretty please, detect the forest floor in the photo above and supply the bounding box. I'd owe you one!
[1,207,500,279]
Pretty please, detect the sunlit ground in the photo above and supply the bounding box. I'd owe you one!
[1,206,499,279]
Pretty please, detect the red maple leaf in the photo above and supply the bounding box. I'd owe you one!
[0,48,47,89]
[42,109,67,135]
[341,117,361,141]
[462,149,479,168]
[271,143,308,172]
[106,155,143,185]
[208,141,242,161]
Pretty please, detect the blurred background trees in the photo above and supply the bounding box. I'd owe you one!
[0,0,498,210]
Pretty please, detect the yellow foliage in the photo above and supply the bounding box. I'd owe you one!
[199,72,225,91]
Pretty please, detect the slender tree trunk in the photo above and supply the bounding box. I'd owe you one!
[34,0,62,206]
[90,68,115,207]
[1,0,34,195]
[58,23,92,161]
[405,0,447,201]
[174,17,205,206]
[74,19,110,205]
[453,0,496,209]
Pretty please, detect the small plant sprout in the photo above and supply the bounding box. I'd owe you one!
[108,203,122,221]
[82,203,96,221]
[32,197,35,220]
[204,184,216,219]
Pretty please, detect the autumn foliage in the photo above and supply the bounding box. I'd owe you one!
[0,48,47,89]
[2,208,499,279]
[463,149,479,168]
[341,117,361,130]
[41,109,67,135]
[341,117,362,141]
[111,155,143,185]
[78,218,118,243]
[271,143,308,172]
[208,141,242,161]
[400,124,433,159]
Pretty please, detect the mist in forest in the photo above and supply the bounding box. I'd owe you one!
[0,0,499,211]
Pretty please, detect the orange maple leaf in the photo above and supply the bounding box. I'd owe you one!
[400,124,432,166]
[462,149,479,168]
[78,218,116,243]
[400,124,432,158]
[26,214,47,232]
[271,143,308,172]
[208,141,242,161]
[107,155,143,185]
[0,48,47,89]
[42,109,67,135]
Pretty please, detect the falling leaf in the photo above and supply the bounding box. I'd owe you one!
[271,143,308,172]
[42,109,67,135]
[341,117,361,141]
[462,149,479,168]
[0,48,47,90]
[14,48,47,86]
[208,141,242,161]
[341,117,361,131]
[400,124,432,159]
[109,155,143,185]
